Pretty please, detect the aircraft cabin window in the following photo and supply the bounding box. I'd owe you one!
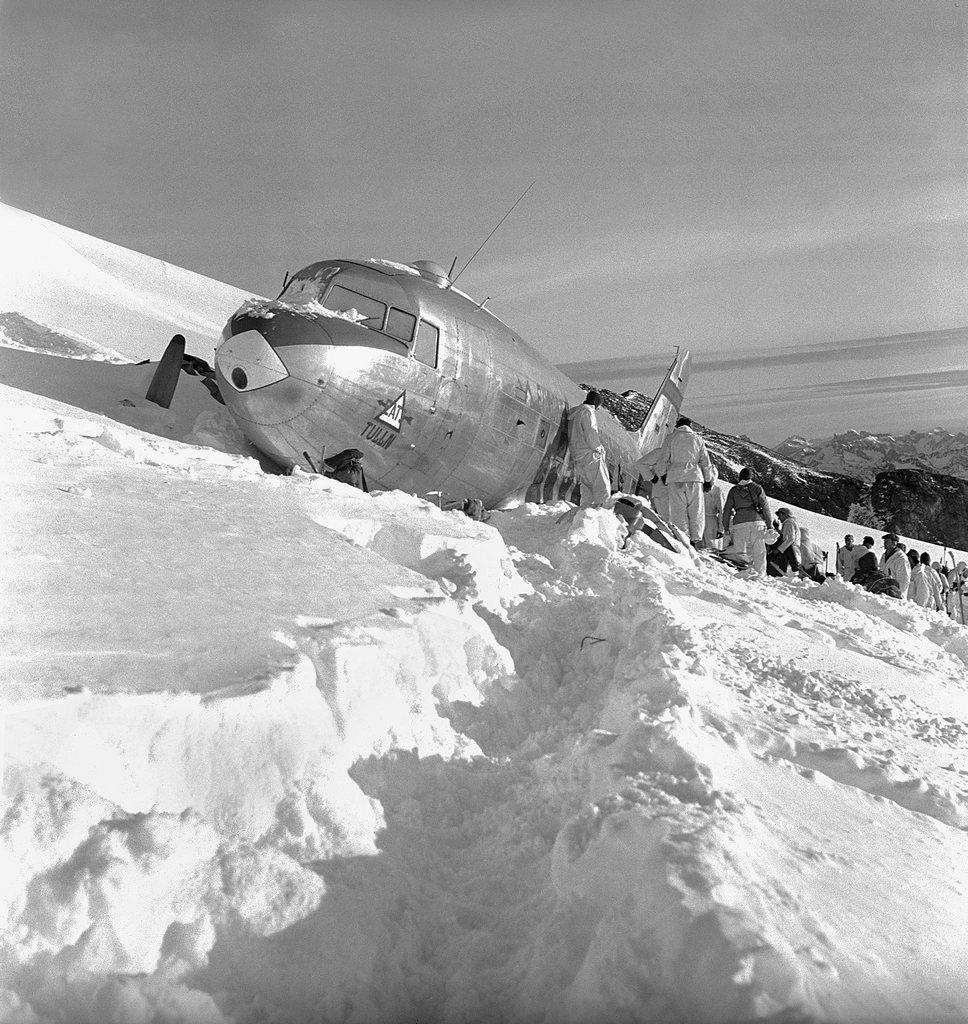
[324,284,387,330]
[385,307,416,344]
[413,320,439,367]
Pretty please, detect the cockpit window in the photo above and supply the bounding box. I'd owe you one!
[280,266,339,305]
[324,284,387,330]
[385,307,416,343]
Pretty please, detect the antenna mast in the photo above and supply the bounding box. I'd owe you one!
[450,179,536,287]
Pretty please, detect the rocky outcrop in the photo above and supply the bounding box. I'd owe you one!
[872,469,968,550]
[699,426,866,519]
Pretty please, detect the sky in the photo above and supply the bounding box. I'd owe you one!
[0,0,966,443]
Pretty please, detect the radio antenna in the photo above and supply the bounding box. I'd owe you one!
[450,179,536,287]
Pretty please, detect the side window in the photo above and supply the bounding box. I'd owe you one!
[385,307,416,344]
[413,320,439,368]
[323,283,386,330]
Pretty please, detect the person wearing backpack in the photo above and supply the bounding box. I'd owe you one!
[722,467,772,574]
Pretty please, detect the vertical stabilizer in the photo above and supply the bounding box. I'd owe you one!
[636,349,690,457]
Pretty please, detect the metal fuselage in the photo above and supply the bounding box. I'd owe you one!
[214,259,689,506]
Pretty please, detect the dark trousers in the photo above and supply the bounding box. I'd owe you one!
[768,545,799,576]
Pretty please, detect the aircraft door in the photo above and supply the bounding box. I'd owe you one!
[400,315,465,488]
[419,316,471,467]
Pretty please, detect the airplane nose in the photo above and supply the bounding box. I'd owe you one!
[216,329,290,393]
[215,312,331,427]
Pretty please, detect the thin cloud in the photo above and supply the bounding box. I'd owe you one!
[559,326,968,382]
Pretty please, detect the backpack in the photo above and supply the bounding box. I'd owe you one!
[462,498,486,521]
[730,483,768,520]
[864,573,901,599]
[332,459,364,488]
[325,448,369,492]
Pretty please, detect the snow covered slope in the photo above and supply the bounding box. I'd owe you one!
[778,428,968,482]
[0,202,258,362]
[2,346,968,1024]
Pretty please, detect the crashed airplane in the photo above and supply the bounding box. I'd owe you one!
[213,257,689,506]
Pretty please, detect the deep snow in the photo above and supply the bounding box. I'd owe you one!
[2,205,968,1023]
[2,342,967,1024]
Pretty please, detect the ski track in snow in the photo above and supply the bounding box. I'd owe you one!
[2,350,968,1024]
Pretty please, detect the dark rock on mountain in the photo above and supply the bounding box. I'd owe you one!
[872,469,968,550]
[698,425,866,519]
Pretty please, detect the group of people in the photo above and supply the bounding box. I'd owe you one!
[565,394,968,620]
[837,533,968,619]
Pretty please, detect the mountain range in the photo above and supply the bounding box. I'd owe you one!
[776,429,968,482]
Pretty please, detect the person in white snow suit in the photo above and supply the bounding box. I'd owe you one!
[650,475,671,523]
[879,533,911,600]
[836,534,860,581]
[567,390,611,508]
[635,447,671,522]
[722,468,772,574]
[933,562,951,616]
[702,471,725,550]
[798,526,826,584]
[909,551,943,610]
[769,508,801,575]
[950,562,968,623]
[654,416,714,546]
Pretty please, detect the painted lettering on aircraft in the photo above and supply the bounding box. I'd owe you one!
[376,391,407,432]
[361,421,397,449]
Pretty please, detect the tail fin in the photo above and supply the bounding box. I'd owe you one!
[636,349,691,456]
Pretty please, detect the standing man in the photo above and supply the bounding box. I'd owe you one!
[837,534,859,581]
[909,552,943,610]
[772,508,801,575]
[567,390,611,508]
[879,533,911,600]
[722,467,772,574]
[933,562,951,616]
[702,471,725,551]
[951,562,968,624]
[655,416,714,547]
[650,474,671,523]
[635,447,671,523]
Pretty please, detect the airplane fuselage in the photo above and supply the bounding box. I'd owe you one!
[214,259,688,506]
